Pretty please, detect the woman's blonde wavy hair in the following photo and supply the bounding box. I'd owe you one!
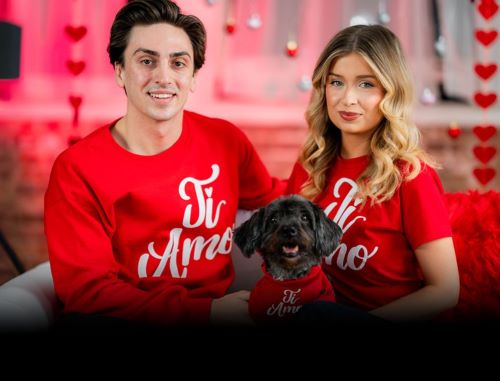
[300,24,435,205]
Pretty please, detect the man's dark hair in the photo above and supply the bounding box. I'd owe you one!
[107,0,206,72]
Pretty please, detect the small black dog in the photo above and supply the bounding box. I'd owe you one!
[234,195,343,280]
[234,195,343,323]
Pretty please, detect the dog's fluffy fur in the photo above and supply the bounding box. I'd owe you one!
[234,195,343,280]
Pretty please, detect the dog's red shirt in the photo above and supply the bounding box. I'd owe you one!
[249,264,336,324]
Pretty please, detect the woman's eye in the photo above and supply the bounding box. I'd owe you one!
[330,80,343,87]
[141,59,153,65]
[360,81,374,88]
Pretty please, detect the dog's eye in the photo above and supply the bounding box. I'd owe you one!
[270,217,278,224]
[301,214,309,222]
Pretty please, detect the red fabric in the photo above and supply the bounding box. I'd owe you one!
[44,111,285,326]
[439,190,500,321]
[249,265,336,324]
[286,156,452,310]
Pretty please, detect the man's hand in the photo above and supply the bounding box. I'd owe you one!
[210,290,254,326]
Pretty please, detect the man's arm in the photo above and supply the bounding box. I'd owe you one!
[45,161,212,326]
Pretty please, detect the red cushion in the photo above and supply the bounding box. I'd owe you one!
[439,190,500,321]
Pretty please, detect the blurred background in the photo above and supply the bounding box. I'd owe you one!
[0,0,498,284]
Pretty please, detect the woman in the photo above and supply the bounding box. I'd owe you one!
[287,24,459,322]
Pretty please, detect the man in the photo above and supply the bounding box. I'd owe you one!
[44,0,283,327]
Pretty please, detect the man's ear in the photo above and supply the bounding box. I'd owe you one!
[114,63,125,88]
[190,72,197,93]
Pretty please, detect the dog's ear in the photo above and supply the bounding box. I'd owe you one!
[234,208,265,257]
[311,202,343,257]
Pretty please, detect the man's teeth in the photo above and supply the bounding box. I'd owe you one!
[149,93,173,99]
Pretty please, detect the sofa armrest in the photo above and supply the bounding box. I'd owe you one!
[0,261,59,331]
[228,209,262,292]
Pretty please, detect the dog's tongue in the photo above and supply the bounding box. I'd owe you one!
[282,245,299,254]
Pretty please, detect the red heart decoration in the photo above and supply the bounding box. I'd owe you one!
[474,92,497,108]
[473,167,496,185]
[66,60,86,76]
[475,29,498,46]
[473,146,497,164]
[69,96,82,127]
[473,125,497,141]
[474,63,497,80]
[64,26,87,42]
[478,0,499,20]
[69,95,82,108]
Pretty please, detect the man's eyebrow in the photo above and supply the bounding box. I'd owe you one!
[133,48,159,57]
[132,48,192,59]
[170,51,192,59]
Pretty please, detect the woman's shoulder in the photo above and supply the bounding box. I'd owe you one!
[398,159,444,193]
[396,158,438,179]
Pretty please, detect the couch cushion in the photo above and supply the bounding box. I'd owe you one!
[0,262,59,331]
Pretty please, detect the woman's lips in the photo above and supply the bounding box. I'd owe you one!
[339,111,360,121]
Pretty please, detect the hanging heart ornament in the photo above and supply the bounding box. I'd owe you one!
[64,25,87,42]
[474,63,497,80]
[478,0,499,20]
[473,125,497,142]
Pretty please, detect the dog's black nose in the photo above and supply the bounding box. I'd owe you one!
[282,225,297,237]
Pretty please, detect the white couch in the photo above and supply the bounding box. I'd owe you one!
[0,262,59,331]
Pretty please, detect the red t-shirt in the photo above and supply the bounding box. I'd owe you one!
[249,264,336,324]
[286,156,452,310]
[44,111,285,325]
